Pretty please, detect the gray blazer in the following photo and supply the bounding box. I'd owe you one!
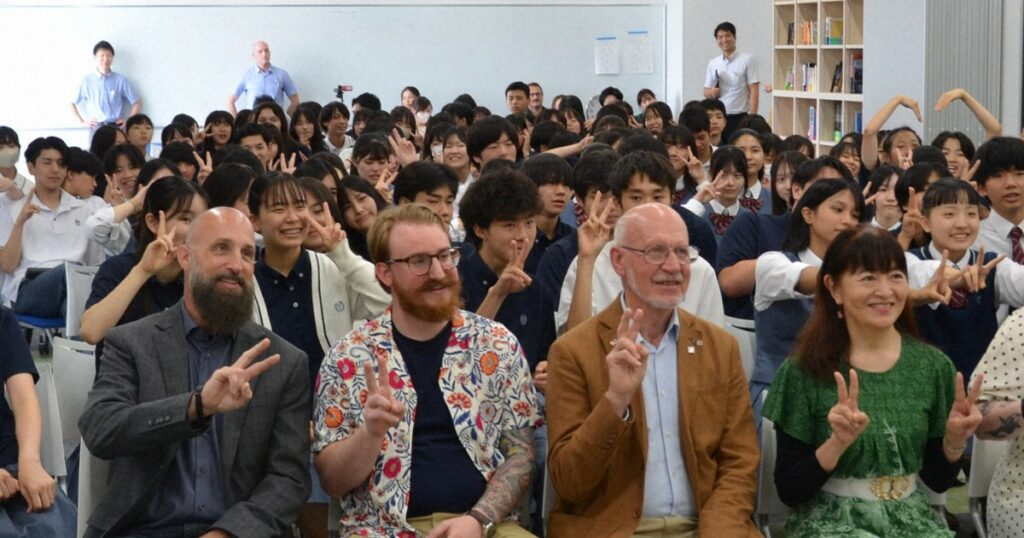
[79,302,311,537]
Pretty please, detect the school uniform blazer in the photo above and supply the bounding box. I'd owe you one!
[79,303,311,538]
[546,299,760,538]
[252,242,391,354]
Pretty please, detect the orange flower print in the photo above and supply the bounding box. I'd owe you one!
[324,406,343,428]
[447,393,472,409]
[480,352,499,375]
[514,401,533,417]
[452,314,465,328]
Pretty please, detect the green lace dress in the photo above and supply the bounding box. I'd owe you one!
[762,336,956,537]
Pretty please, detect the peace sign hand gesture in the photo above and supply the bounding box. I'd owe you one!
[305,201,346,253]
[274,153,297,175]
[193,150,214,185]
[605,307,649,412]
[945,372,984,455]
[138,211,178,275]
[828,370,871,448]
[684,150,705,182]
[199,338,281,416]
[363,356,407,439]
[578,191,614,259]
[898,187,926,243]
[374,168,396,203]
[492,240,532,298]
[959,246,1005,293]
[388,128,418,168]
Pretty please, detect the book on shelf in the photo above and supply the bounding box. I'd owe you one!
[801,20,818,45]
[854,111,863,134]
[830,61,843,93]
[833,106,842,141]
[850,52,863,94]
[808,106,817,141]
[787,22,794,45]
[825,17,843,45]
[785,66,794,90]
[801,63,817,92]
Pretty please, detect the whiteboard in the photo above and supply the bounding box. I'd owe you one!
[0,2,666,149]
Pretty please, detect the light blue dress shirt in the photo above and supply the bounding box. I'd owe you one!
[75,70,139,123]
[633,303,697,518]
[234,65,298,110]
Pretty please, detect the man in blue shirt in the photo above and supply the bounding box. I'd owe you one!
[228,40,300,116]
[70,41,142,133]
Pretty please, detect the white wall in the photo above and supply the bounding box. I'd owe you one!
[0,0,671,153]
[863,0,928,130]
[680,0,773,115]
[1002,0,1023,136]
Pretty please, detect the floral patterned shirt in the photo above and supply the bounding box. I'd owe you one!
[313,307,542,537]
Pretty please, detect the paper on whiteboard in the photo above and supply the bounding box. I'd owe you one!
[594,36,620,75]
[624,30,653,74]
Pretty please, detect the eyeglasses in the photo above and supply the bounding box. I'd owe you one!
[619,245,699,265]
[386,248,460,276]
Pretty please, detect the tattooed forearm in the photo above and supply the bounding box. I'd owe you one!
[473,426,536,523]
[979,400,1024,440]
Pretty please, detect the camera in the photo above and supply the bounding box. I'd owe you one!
[333,84,353,100]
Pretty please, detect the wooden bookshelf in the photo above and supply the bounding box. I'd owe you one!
[772,0,863,155]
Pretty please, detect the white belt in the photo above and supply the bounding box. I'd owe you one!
[821,473,918,501]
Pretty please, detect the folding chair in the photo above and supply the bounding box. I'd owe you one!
[76,439,109,538]
[34,363,68,490]
[52,337,97,457]
[969,438,1012,538]
[918,481,948,527]
[723,316,757,379]
[17,314,64,356]
[64,262,100,339]
[328,497,341,537]
[756,416,790,538]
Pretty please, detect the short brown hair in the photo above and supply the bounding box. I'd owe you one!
[367,204,447,264]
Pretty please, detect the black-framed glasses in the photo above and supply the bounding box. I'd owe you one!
[619,245,699,265]
[386,247,461,275]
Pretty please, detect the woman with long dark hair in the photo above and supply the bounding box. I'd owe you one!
[763,226,983,536]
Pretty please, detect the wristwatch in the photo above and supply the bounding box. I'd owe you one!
[467,509,496,538]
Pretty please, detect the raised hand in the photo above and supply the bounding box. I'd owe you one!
[17,460,56,512]
[199,338,281,416]
[139,211,178,275]
[492,240,532,297]
[128,178,152,213]
[959,246,1005,293]
[694,169,731,204]
[934,88,967,112]
[684,150,705,182]
[305,201,346,252]
[104,178,127,206]
[914,248,954,305]
[945,372,984,454]
[363,356,406,439]
[578,191,614,259]
[193,150,214,185]
[374,168,396,203]
[828,370,870,447]
[605,307,649,411]
[388,128,418,168]
[15,188,39,226]
[898,95,924,123]
[898,187,925,243]
[862,183,882,207]
[275,153,297,175]
[894,147,913,170]
[960,158,982,185]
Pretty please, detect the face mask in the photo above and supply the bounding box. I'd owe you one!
[416,112,430,124]
[0,147,19,168]
[431,144,443,159]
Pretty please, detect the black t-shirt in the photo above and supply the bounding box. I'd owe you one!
[0,306,39,467]
[394,323,487,517]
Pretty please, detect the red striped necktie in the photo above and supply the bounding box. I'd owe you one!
[1011,226,1024,265]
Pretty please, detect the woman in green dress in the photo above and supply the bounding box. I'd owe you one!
[763,226,984,537]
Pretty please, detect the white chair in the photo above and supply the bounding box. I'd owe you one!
[76,439,109,538]
[542,466,556,531]
[52,337,97,457]
[328,497,341,537]
[970,438,1012,538]
[756,416,789,538]
[64,262,99,338]
[723,316,756,380]
[918,481,948,525]
[34,363,68,488]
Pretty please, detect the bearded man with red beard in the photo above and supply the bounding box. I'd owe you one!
[313,204,542,538]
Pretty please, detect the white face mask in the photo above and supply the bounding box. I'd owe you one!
[431,144,443,159]
[0,147,18,168]
[415,112,430,125]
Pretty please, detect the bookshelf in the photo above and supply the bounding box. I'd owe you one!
[772,0,863,155]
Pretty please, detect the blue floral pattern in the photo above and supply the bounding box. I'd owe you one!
[314,307,542,537]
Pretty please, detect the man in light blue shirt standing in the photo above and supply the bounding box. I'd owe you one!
[228,40,300,116]
[70,41,142,133]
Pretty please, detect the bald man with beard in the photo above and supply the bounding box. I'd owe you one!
[80,208,310,538]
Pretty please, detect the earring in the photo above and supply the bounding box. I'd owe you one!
[837,310,844,319]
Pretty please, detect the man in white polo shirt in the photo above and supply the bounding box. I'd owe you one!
[703,22,760,143]
[0,137,105,316]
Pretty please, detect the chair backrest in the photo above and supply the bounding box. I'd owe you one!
[52,337,97,448]
[970,438,1012,499]
[34,363,67,479]
[723,316,757,380]
[756,416,790,533]
[64,262,100,338]
[328,497,341,535]
[543,465,556,527]
[77,438,110,538]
